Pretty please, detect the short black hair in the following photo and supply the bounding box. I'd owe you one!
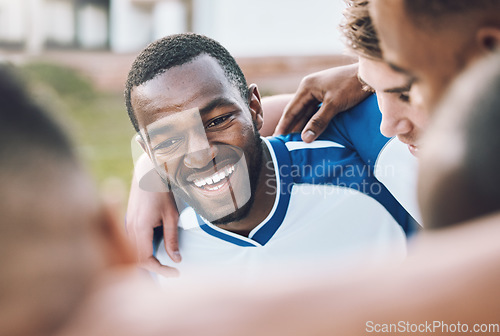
[125,33,249,132]
[0,64,75,168]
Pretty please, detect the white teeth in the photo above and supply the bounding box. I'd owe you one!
[213,173,222,184]
[192,164,235,189]
[194,179,206,188]
[205,184,223,191]
[225,165,234,175]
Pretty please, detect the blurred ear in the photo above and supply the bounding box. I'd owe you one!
[135,134,149,154]
[96,204,136,266]
[477,27,500,52]
[248,84,264,130]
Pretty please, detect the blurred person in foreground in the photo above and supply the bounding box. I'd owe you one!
[0,64,136,335]
[124,33,417,280]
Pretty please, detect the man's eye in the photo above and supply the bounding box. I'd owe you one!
[207,115,230,128]
[398,92,410,103]
[154,137,183,153]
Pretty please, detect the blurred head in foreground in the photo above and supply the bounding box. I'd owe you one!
[419,51,500,229]
[0,65,133,336]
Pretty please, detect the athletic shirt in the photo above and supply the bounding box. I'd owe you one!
[156,94,420,280]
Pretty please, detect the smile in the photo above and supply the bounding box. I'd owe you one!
[192,164,235,191]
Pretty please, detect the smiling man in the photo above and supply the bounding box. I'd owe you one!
[137,100,262,228]
[125,33,417,278]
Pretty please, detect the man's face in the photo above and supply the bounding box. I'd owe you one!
[131,55,263,224]
[358,56,427,156]
[370,0,476,113]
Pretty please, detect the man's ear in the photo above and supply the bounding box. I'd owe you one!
[477,27,500,52]
[248,84,264,131]
[96,204,136,267]
[135,134,149,154]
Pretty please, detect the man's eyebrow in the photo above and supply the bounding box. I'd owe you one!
[146,124,173,140]
[358,72,413,94]
[199,97,238,115]
[388,62,413,77]
[384,80,413,94]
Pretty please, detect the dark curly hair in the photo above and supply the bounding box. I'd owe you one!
[125,33,249,132]
[339,0,382,60]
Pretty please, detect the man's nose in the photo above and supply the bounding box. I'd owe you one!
[378,97,413,138]
[380,113,413,138]
[183,136,218,169]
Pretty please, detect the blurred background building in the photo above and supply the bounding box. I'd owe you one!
[0,0,352,93]
[0,0,352,214]
[0,0,346,55]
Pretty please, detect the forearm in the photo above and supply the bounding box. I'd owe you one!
[260,94,294,137]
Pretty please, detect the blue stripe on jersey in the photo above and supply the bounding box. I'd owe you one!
[251,137,293,245]
[197,215,257,247]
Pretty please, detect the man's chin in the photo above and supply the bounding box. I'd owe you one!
[170,186,254,225]
[209,199,253,225]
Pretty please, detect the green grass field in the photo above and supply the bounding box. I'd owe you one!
[20,62,135,212]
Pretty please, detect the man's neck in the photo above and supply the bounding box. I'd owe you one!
[214,141,276,237]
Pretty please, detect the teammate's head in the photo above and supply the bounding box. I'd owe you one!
[0,65,133,336]
[371,0,500,112]
[127,33,265,225]
[418,51,500,228]
[341,0,426,156]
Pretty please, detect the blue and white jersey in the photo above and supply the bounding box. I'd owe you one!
[314,94,420,223]
[157,94,419,279]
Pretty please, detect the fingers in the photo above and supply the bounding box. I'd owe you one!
[163,194,181,263]
[163,210,182,263]
[130,217,180,278]
[274,83,318,136]
[275,63,365,139]
[288,102,320,134]
[128,213,157,263]
[140,256,180,278]
[300,102,340,143]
